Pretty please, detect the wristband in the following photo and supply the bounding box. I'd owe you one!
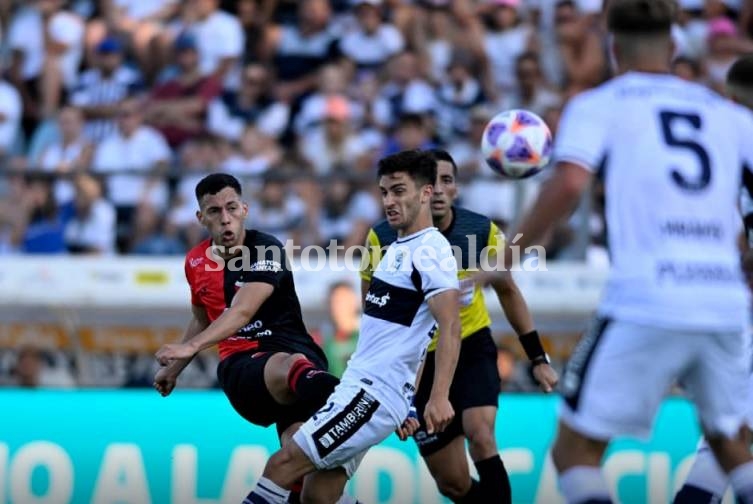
[519,330,546,361]
[407,406,418,420]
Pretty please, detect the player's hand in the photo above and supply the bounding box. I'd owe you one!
[532,363,559,393]
[153,367,178,397]
[423,396,454,435]
[155,343,196,366]
[396,406,420,441]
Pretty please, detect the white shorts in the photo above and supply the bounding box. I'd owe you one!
[293,382,397,477]
[560,318,751,441]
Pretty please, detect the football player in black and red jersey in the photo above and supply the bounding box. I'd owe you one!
[154,173,351,502]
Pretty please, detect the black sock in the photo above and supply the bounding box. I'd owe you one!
[452,479,483,504]
[673,484,719,504]
[475,455,512,504]
[287,358,339,411]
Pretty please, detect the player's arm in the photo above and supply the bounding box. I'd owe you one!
[156,283,274,364]
[424,290,461,434]
[154,304,210,396]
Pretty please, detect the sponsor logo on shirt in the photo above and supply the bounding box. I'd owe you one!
[313,389,380,458]
[365,291,390,307]
[249,260,283,273]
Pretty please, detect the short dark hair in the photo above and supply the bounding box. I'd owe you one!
[727,54,753,88]
[607,0,677,35]
[195,173,242,202]
[377,150,437,188]
[426,148,458,176]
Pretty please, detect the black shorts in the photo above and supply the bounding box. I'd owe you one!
[413,328,501,457]
[217,348,328,437]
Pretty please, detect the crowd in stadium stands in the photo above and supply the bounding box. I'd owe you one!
[0,0,751,387]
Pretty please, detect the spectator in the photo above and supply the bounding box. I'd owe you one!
[247,171,307,247]
[64,173,116,254]
[319,281,360,378]
[102,0,180,80]
[315,178,380,250]
[92,98,171,250]
[130,204,186,255]
[339,0,405,70]
[220,126,282,177]
[0,77,23,158]
[299,96,371,175]
[187,0,245,87]
[480,0,537,96]
[8,345,75,388]
[382,112,436,156]
[147,32,222,149]
[497,345,527,392]
[672,56,704,82]
[380,51,436,125]
[705,16,753,92]
[436,50,486,141]
[6,0,84,126]
[553,0,608,93]
[207,63,289,141]
[36,106,93,204]
[262,0,339,103]
[499,51,562,117]
[70,36,144,142]
[19,175,70,254]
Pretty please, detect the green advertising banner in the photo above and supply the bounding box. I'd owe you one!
[0,390,717,504]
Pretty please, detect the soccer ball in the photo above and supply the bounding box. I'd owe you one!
[481,109,553,179]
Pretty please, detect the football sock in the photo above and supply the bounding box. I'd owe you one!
[730,461,753,504]
[674,441,727,503]
[453,479,483,504]
[287,358,339,411]
[559,466,612,504]
[475,455,512,504]
[243,477,290,504]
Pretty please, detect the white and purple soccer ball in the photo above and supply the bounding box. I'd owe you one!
[481,109,553,179]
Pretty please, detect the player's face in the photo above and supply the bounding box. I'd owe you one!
[379,172,432,231]
[431,160,457,219]
[196,187,248,249]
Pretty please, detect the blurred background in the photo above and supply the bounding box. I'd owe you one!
[0,0,750,392]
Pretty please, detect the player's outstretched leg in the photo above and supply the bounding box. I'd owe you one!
[263,353,340,412]
[244,442,316,504]
[552,421,612,504]
[673,439,728,503]
[422,435,484,503]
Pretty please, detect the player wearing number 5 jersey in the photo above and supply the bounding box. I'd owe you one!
[473,1,753,503]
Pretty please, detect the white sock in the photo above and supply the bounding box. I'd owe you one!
[729,461,753,502]
[559,466,611,504]
[682,440,728,496]
[335,495,359,504]
[244,476,290,504]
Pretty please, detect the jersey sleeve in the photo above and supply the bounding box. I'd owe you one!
[485,221,507,259]
[413,236,459,300]
[244,244,288,288]
[359,228,382,282]
[184,257,203,307]
[553,91,610,173]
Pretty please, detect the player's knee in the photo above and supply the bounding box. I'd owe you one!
[266,444,298,474]
[466,424,497,460]
[282,353,308,373]
[435,473,471,501]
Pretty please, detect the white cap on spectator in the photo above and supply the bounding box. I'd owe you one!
[351,0,382,6]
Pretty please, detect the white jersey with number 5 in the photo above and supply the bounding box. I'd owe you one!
[555,72,753,331]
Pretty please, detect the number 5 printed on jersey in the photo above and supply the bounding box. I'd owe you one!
[659,110,711,192]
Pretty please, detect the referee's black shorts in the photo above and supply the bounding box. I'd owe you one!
[217,348,328,437]
[412,327,501,457]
